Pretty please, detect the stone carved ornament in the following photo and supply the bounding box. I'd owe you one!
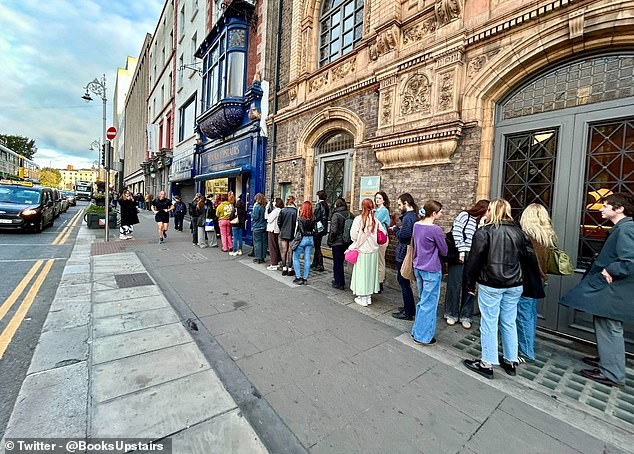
[369,26,398,61]
[331,58,356,81]
[400,74,431,116]
[466,48,501,79]
[436,0,463,26]
[402,18,437,45]
[382,91,392,124]
[309,73,328,93]
[438,72,454,111]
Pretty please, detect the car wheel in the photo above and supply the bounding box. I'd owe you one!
[34,218,44,233]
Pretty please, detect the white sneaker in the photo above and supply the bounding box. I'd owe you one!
[267,265,279,271]
[446,317,457,326]
[119,234,127,240]
[229,251,235,256]
[365,296,372,305]
[237,250,243,256]
[354,296,369,307]
[461,320,472,329]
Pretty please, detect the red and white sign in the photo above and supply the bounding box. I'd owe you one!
[106,127,117,140]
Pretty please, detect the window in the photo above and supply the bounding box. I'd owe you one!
[201,24,248,111]
[178,96,197,142]
[179,5,185,40]
[191,32,197,59]
[319,0,364,67]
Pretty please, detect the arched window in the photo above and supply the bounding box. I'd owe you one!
[319,0,364,67]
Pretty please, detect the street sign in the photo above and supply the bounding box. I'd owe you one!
[106,127,117,140]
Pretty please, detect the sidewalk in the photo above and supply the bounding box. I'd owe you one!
[117,214,631,453]
[3,212,633,453]
[1,223,268,453]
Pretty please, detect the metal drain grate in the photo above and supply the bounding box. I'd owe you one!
[114,272,154,288]
[453,330,634,426]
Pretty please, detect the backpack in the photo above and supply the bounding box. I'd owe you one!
[175,202,186,215]
[342,214,354,244]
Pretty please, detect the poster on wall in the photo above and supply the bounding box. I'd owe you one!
[359,176,380,209]
[205,178,229,197]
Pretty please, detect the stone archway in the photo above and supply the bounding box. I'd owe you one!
[296,107,366,208]
[461,1,634,199]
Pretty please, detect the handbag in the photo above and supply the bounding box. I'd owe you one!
[377,226,388,245]
[230,216,239,225]
[442,214,471,264]
[291,222,302,250]
[204,219,215,232]
[344,228,371,264]
[547,246,574,275]
[400,239,416,281]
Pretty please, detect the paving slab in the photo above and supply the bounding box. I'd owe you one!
[215,331,263,361]
[170,409,268,454]
[3,363,88,438]
[54,282,92,296]
[27,324,89,375]
[92,294,170,318]
[92,342,209,403]
[55,272,91,285]
[93,285,161,303]
[91,370,236,438]
[63,264,91,275]
[92,322,192,364]
[92,307,180,338]
[42,299,90,332]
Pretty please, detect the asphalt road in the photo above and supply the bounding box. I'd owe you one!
[0,202,86,440]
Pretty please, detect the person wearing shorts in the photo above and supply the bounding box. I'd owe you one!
[152,191,174,244]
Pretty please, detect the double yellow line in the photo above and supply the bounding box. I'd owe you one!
[0,259,55,359]
[52,209,84,245]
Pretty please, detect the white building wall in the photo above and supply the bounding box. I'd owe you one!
[171,0,206,186]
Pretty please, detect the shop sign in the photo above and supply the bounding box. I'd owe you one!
[170,156,193,182]
[200,137,251,174]
[359,176,380,208]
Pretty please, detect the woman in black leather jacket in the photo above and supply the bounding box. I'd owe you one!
[463,198,541,380]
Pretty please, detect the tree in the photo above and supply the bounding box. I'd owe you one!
[40,167,62,188]
[0,134,38,159]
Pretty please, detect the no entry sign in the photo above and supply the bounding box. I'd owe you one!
[106,127,117,140]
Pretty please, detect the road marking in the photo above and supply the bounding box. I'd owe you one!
[0,260,43,322]
[0,259,54,359]
[0,258,67,263]
[51,209,83,245]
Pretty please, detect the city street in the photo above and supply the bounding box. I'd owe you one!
[0,203,85,440]
[1,211,632,453]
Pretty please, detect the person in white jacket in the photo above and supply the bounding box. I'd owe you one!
[350,198,385,306]
[265,198,284,270]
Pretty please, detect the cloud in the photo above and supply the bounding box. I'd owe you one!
[0,0,163,169]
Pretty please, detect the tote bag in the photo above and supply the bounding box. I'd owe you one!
[204,219,215,232]
[547,246,574,275]
[399,240,416,281]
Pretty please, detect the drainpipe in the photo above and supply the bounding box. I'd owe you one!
[269,0,284,199]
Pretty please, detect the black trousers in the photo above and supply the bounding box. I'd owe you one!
[312,233,325,268]
[174,214,185,231]
[332,244,346,286]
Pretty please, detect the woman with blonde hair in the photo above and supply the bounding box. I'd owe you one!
[350,198,384,307]
[463,198,542,379]
[517,203,556,363]
[216,194,235,252]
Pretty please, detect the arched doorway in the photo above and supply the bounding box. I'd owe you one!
[313,131,354,208]
[491,53,634,350]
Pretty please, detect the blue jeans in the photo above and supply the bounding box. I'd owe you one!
[411,270,442,343]
[232,227,243,252]
[292,236,314,279]
[396,261,415,317]
[517,296,537,360]
[478,284,522,365]
[253,229,266,259]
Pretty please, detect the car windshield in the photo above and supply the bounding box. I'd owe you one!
[0,187,41,204]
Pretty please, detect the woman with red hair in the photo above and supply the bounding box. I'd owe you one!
[350,198,384,306]
[292,201,316,284]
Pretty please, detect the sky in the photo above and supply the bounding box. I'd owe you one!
[0,0,164,170]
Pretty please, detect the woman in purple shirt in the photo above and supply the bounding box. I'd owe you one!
[411,200,448,346]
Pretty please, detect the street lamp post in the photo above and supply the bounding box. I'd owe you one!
[82,74,110,241]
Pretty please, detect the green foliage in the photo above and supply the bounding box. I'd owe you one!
[85,204,105,214]
[40,167,62,187]
[0,134,38,159]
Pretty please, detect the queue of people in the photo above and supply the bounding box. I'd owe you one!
[116,186,634,388]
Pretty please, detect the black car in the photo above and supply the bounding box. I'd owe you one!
[63,191,77,207]
[0,180,55,232]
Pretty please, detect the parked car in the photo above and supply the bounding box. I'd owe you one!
[63,191,76,207]
[0,180,55,232]
[59,192,69,213]
[50,188,62,217]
